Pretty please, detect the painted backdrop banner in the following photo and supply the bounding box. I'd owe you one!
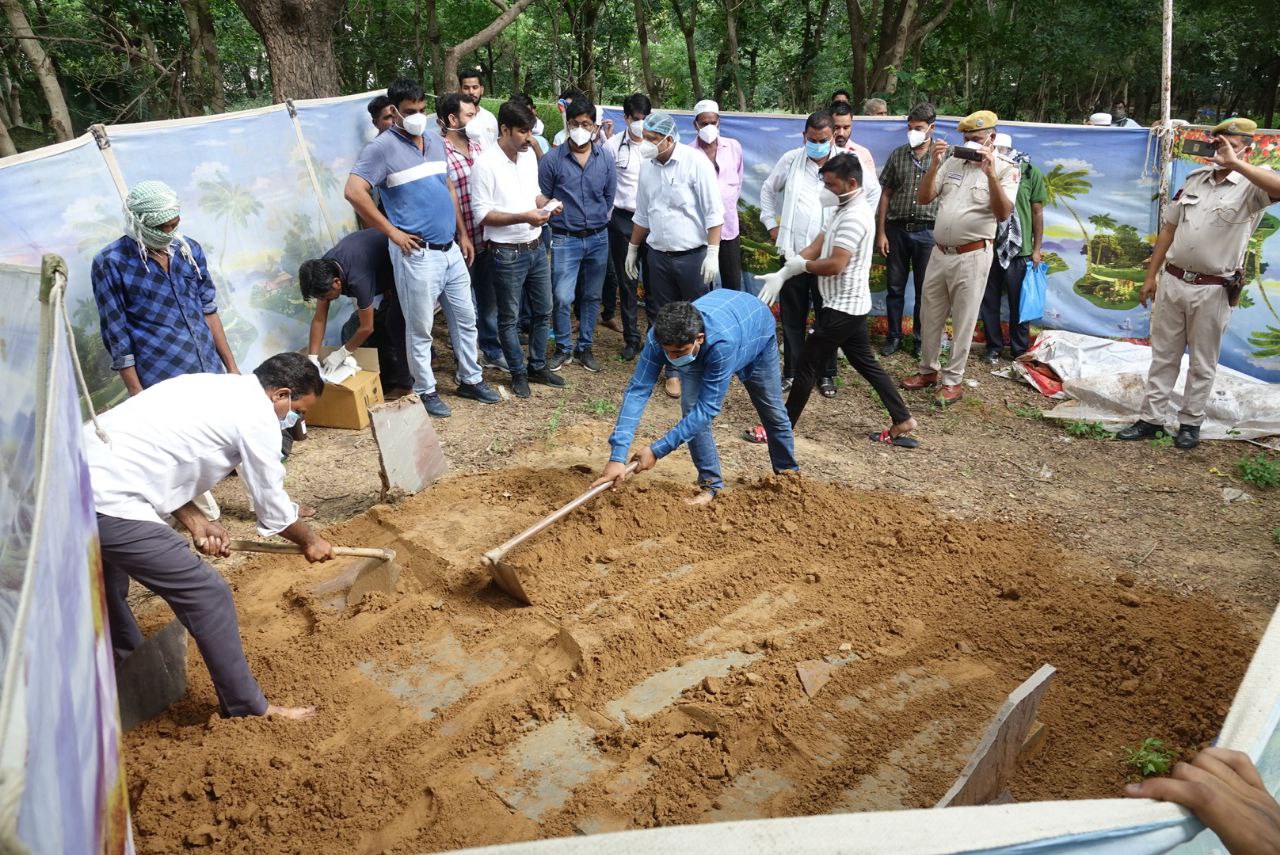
[0,96,1275,413]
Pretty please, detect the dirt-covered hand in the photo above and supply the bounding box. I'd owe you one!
[632,446,658,474]
[1126,748,1280,855]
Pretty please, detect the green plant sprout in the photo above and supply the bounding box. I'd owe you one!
[1123,738,1176,777]
[1148,431,1174,449]
[1237,453,1280,489]
[1065,420,1112,440]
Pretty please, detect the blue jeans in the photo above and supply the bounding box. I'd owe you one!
[490,244,552,374]
[679,344,798,492]
[470,249,503,362]
[551,229,609,353]
[389,241,482,396]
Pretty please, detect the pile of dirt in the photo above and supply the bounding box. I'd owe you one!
[124,467,1258,853]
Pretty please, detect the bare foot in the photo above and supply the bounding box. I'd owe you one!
[685,489,715,507]
[264,704,316,720]
[891,416,918,438]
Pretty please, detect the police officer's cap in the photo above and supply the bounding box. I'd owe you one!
[1211,117,1257,138]
[957,110,999,132]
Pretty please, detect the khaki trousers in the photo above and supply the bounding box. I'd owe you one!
[917,245,993,385]
[1139,269,1232,427]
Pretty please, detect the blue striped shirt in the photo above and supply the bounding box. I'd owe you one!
[350,126,456,243]
[609,289,779,462]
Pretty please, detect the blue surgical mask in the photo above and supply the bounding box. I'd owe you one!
[279,409,300,430]
[668,344,699,367]
[805,139,831,159]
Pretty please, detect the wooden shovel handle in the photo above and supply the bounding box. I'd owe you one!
[199,538,394,561]
[482,462,639,566]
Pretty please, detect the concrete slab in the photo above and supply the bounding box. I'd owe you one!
[492,716,607,822]
[357,630,508,720]
[604,651,760,725]
[369,396,448,497]
[115,618,187,731]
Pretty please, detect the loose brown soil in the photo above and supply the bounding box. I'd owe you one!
[126,465,1259,853]
[123,320,1279,853]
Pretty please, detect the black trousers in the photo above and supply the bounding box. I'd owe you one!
[606,208,647,347]
[979,254,1030,356]
[884,220,935,341]
[340,289,413,390]
[779,272,837,378]
[719,236,743,291]
[788,308,912,427]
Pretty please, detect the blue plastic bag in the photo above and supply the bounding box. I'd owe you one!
[1019,261,1048,323]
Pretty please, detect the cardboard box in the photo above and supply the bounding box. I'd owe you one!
[304,347,385,430]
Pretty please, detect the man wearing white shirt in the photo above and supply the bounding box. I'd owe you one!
[604,93,653,360]
[458,68,497,149]
[760,109,840,395]
[85,353,333,720]
[627,110,725,398]
[471,99,567,399]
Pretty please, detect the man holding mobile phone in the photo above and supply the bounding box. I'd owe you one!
[901,109,1019,405]
[1117,117,1280,450]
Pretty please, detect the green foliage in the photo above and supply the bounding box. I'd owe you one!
[1006,402,1043,420]
[1065,420,1112,440]
[1237,453,1280,489]
[1272,526,1280,545]
[1148,431,1174,449]
[1123,738,1176,777]
[583,398,617,416]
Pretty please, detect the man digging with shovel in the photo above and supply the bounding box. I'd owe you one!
[84,352,334,720]
[593,290,800,504]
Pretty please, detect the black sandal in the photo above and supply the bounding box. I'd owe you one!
[869,429,920,449]
[819,377,837,398]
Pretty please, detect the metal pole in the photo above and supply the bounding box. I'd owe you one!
[1157,0,1174,213]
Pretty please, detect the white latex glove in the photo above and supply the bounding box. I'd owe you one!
[625,243,640,281]
[322,345,352,374]
[782,253,808,279]
[307,354,321,370]
[701,244,721,286]
[756,270,786,306]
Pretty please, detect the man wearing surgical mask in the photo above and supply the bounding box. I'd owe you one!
[540,96,617,373]
[876,102,940,357]
[627,110,725,399]
[901,109,1019,405]
[688,100,745,292]
[604,93,653,360]
[591,292,799,506]
[760,110,841,397]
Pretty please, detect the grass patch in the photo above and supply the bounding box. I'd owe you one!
[1006,402,1043,420]
[1065,420,1112,440]
[1148,431,1174,449]
[1237,453,1280,489]
[583,398,617,416]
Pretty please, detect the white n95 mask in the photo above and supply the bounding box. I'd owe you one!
[401,112,428,136]
[698,124,720,144]
[907,129,927,147]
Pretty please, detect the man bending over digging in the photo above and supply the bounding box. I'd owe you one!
[593,290,800,504]
[745,153,919,448]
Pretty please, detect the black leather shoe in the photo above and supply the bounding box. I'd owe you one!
[982,349,1001,365]
[510,373,531,398]
[880,338,902,357]
[621,343,639,361]
[1115,419,1162,441]
[1174,423,1200,450]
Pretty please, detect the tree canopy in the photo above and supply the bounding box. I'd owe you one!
[1,0,1277,155]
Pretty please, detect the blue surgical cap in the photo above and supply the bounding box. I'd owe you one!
[643,111,679,142]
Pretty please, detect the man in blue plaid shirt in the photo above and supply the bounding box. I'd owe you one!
[92,180,239,394]
[593,290,799,505]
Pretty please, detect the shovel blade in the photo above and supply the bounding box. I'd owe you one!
[310,556,400,610]
[486,557,533,606]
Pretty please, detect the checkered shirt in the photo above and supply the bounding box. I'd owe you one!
[443,135,486,249]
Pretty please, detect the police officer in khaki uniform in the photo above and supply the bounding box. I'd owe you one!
[1118,118,1280,449]
[901,110,1019,405]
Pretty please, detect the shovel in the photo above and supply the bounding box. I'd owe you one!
[482,462,638,605]
[202,538,402,609]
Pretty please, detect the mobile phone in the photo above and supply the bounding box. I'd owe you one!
[952,146,985,162]
[1182,138,1218,159]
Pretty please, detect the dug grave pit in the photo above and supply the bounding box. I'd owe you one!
[123,467,1258,854]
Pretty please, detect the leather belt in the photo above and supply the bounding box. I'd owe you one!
[551,226,606,238]
[935,239,988,255]
[654,246,705,258]
[409,234,454,252]
[890,219,935,232]
[489,238,544,251]
[1165,262,1229,286]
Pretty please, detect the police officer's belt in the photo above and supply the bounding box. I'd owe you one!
[1164,263,1229,286]
[936,239,988,255]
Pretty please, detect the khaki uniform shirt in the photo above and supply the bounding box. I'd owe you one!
[931,155,1020,247]
[1164,165,1275,277]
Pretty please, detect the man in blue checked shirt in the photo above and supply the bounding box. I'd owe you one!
[593,290,799,505]
[92,180,240,395]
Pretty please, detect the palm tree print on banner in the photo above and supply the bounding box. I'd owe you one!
[1042,164,1093,274]
[197,168,264,357]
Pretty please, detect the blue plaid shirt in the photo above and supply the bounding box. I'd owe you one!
[610,289,779,462]
[91,235,224,389]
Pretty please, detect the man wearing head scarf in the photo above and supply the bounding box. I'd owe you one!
[626,110,725,398]
[92,179,239,397]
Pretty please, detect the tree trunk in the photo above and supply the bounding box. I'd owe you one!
[1,52,23,127]
[1,0,73,140]
[426,0,443,94]
[575,0,601,101]
[0,109,17,157]
[723,0,746,110]
[442,0,540,95]
[194,0,225,112]
[178,0,208,110]
[868,0,956,95]
[846,0,868,103]
[233,0,344,101]
[669,0,701,101]
[633,0,657,103]
[241,65,257,98]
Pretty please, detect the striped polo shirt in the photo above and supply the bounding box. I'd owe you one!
[351,126,456,244]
